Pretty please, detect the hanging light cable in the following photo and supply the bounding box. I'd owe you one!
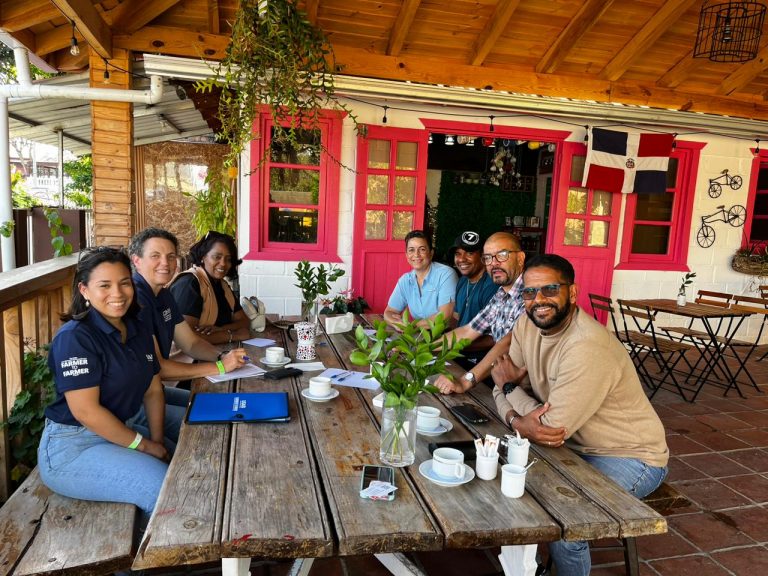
[102,58,110,84]
[69,20,80,56]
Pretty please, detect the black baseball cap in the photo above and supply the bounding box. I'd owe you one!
[448,231,483,258]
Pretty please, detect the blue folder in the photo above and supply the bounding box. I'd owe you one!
[186,392,290,424]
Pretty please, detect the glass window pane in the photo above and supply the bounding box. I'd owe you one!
[270,128,320,165]
[750,217,768,241]
[269,168,320,205]
[394,176,416,205]
[570,156,585,182]
[392,211,414,240]
[635,193,673,221]
[665,158,678,188]
[365,210,387,239]
[588,221,609,247]
[396,142,418,170]
[754,193,768,215]
[268,208,318,243]
[366,175,389,204]
[590,191,612,216]
[567,188,587,214]
[631,224,670,254]
[563,218,584,246]
[368,140,390,169]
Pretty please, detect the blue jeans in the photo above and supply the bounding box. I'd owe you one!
[38,418,169,517]
[548,455,668,576]
[129,386,190,447]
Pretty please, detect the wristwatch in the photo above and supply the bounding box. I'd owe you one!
[502,381,518,395]
[463,371,476,385]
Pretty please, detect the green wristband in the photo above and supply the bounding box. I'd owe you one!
[128,432,143,450]
[216,360,226,375]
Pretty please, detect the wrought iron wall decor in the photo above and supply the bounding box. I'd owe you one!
[696,204,746,248]
[694,1,766,62]
[708,168,743,197]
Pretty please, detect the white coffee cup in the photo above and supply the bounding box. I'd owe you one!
[501,463,527,498]
[265,347,285,363]
[432,447,465,480]
[475,453,499,481]
[416,406,441,430]
[308,376,332,397]
[506,436,530,467]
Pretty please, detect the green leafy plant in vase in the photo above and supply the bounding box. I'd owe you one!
[677,271,696,306]
[349,312,470,467]
[293,261,345,324]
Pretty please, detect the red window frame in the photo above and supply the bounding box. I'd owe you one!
[743,149,768,249]
[245,110,343,262]
[617,141,705,271]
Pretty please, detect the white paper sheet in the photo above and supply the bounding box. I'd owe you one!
[285,362,326,372]
[242,337,277,347]
[319,368,380,390]
[205,363,267,383]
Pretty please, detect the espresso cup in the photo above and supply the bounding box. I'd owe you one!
[265,347,285,363]
[308,376,332,397]
[475,453,499,481]
[506,437,530,468]
[416,406,441,430]
[432,447,465,480]
[501,463,527,498]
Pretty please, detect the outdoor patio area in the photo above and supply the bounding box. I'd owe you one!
[141,345,768,576]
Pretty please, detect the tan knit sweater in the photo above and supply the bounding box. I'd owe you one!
[493,307,669,467]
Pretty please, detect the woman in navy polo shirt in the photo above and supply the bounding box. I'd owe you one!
[38,247,170,517]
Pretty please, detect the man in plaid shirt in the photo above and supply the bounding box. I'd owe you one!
[436,231,526,394]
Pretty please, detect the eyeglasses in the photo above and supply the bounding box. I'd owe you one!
[521,283,569,300]
[481,249,520,265]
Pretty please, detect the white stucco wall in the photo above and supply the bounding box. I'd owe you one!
[236,96,765,341]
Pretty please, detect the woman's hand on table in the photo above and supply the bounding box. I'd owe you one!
[221,348,248,372]
[195,324,219,336]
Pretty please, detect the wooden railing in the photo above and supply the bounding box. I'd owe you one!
[0,255,76,501]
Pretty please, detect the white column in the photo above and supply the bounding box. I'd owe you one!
[0,96,16,271]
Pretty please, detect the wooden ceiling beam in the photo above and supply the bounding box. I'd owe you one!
[387,0,421,56]
[113,0,184,35]
[331,46,768,120]
[470,0,521,66]
[656,49,701,88]
[716,46,768,95]
[208,0,220,34]
[55,0,112,59]
[49,48,90,72]
[35,26,79,57]
[0,1,59,33]
[113,26,230,60]
[305,0,319,25]
[599,0,697,82]
[536,0,615,74]
[4,30,36,52]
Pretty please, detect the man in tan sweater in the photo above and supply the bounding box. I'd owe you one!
[491,254,668,576]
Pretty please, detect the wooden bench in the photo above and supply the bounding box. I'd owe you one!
[0,468,137,576]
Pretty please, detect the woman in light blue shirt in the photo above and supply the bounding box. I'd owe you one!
[384,230,457,328]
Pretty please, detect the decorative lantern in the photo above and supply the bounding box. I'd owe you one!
[694,1,766,62]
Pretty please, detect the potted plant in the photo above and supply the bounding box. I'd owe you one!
[319,289,369,315]
[677,271,696,306]
[293,260,345,323]
[349,312,470,467]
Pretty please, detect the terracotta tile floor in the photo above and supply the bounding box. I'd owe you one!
[150,347,768,576]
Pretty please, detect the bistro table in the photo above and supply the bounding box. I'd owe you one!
[620,298,753,400]
[133,315,666,576]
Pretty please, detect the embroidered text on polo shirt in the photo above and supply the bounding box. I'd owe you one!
[61,357,89,377]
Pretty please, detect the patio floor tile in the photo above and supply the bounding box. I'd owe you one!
[726,428,768,448]
[670,512,755,551]
[719,474,768,504]
[636,530,698,559]
[711,546,768,574]
[684,431,750,451]
[713,505,768,542]
[693,413,753,431]
[661,416,715,435]
[666,434,711,455]
[728,409,768,428]
[668,457,708,481]
[680,453,752,478]
[723,448,768,472]
[672,478,751,510]
[648,554,733,575]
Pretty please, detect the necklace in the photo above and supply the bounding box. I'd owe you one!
[458,275,482,317]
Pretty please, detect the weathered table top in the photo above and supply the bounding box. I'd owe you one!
[133,314,666,570]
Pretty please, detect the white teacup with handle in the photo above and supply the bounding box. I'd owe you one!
[431,447,465,480]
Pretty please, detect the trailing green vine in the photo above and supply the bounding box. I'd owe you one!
[43,207,73,257]
[0,220,13,238]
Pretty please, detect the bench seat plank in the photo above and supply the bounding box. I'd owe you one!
[133,380,232,570]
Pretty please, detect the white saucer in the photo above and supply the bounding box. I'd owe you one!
[416,418,453,437]
[301,388,339,403]
[418,460,475,487]
[260,356,291,367]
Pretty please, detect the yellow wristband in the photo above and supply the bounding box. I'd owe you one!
[128,432,143,450]
[216,360,226,375]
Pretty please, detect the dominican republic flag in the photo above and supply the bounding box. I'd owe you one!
[582,128,674,194]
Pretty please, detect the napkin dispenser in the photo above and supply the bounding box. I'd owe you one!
[325,312,354,334]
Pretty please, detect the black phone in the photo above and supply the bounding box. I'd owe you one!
[263,367,303,380]
[428,440,477,461]
[359,465,396,501]
[450,403,490,424]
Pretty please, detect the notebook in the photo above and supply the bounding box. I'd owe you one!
[186,392,291,424]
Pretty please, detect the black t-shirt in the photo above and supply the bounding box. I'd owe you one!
[169,272,242,327]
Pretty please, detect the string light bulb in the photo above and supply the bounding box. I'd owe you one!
[382,105,388,124]
[583,125,589,143]
[672,133,678,150]
[489,115,495,132]
[102,58,110,84]
[69,21,80,56]
[445,135,455,146]
[755,139,761,156]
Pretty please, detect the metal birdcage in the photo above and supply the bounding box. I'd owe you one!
[694,1,766,62]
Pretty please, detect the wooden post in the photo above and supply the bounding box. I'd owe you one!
[89,48,135,246]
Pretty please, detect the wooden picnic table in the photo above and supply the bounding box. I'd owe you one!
[133,314,666,576]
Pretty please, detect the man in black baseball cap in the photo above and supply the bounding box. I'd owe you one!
[449,231,496,328]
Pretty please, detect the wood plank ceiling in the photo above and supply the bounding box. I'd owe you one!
[4,0,768,121]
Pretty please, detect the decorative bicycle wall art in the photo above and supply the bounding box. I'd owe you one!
[696,204,746,248]
[708,169,743,198]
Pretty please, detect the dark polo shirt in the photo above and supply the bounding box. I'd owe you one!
[134,273,184,359]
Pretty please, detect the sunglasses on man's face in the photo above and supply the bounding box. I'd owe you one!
[521,283,569,300]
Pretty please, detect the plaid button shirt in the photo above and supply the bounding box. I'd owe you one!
[469,276,525,342]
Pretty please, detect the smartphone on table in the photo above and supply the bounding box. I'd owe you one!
[449,403,490,424]
[359,465,396,501]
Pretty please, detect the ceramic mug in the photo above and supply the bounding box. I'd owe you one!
[416,406,441,430]
[308,376,331,397]
[506,437,530,467]
[295,321,316,344]
[265,347,285,363]
[501,463,527,498]
[432,447,465,480]
[475,453,499,481]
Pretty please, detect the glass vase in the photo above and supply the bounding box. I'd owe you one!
[380,404,417,467]
[301,299,319,325]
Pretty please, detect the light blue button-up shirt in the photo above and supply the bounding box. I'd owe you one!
[387,261,458,320]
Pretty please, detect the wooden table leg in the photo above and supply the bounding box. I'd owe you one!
[375,552,429,575]
[222,557,251,576]
[498,544,538,576]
